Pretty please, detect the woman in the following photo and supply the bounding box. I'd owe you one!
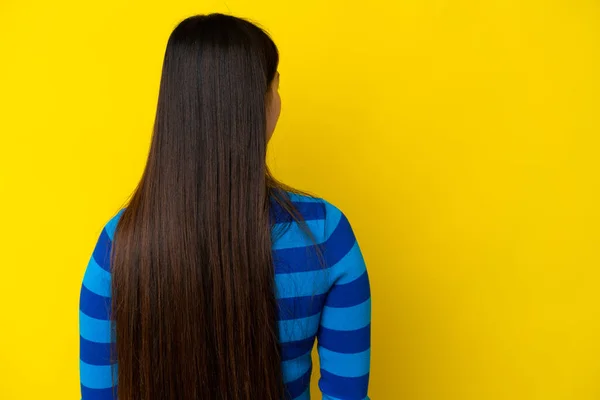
[79,14,371,400]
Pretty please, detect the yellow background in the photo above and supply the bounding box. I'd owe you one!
[1,0,599,399]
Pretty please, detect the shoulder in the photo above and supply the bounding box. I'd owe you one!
[286,192,346,222]
[80,210,125,305]
[286,192,355,242]
[86,209,125,276]
[103,209,126,241]
[294,194,365,284]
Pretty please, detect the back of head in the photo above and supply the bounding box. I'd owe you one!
[111,14,284,400]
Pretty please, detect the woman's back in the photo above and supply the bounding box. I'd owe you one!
[79,193,370,399]
[79,13,370,400]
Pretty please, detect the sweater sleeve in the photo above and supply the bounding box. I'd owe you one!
[79,213,122,400]
[317,206,371,400]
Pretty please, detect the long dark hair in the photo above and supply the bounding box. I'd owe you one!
[111,14,301,400]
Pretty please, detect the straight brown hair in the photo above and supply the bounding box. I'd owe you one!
[111,14,303,400]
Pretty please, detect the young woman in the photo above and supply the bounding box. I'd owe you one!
[79,14,371,400]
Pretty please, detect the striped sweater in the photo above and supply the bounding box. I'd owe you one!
[79,193,371,399]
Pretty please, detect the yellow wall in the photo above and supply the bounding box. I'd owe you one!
[1,0,599,399]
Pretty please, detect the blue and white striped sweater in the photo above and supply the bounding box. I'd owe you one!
[79,193,371,399]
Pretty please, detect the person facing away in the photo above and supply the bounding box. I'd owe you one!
[79,13,371,400]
